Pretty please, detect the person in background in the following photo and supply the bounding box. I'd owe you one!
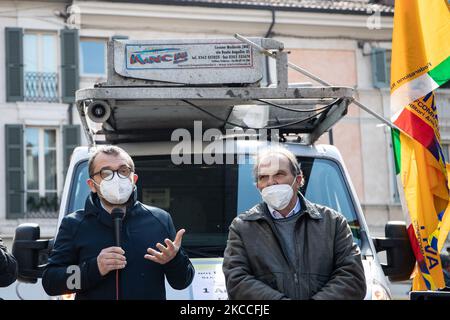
[0,237,17,287]
[440,251,450,288]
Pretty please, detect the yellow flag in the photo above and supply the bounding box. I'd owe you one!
[390,0,450,290]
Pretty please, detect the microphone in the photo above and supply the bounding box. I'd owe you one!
[111,208,125,247]
[111,207,125,301]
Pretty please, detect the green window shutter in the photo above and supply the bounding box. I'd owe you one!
[62,125,80,177]
[371,48,390,88]
[5,124,24,218]
[61,29,79,103]
[5,28,24,102]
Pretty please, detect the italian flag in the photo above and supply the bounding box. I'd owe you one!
[390,0,450,291]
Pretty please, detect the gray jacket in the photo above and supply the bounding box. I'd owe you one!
[223,194,366,300]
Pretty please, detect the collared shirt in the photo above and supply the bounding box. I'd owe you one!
[99,200,109,212]
[267,197,301,220]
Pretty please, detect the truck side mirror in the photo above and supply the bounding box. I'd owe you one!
[12,223,53,283]
[372,221,415,282]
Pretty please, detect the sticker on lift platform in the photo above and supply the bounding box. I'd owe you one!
[114,39,263,84]
[125,42,253,70]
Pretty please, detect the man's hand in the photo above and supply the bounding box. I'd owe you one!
[144,229,185,265]
[97,247,126,276]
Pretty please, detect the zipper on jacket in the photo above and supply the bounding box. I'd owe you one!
[293,216,303,300]
[260,215,300,299]
[292,212,310,300]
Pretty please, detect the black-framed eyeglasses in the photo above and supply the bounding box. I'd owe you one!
[91,165,133,181]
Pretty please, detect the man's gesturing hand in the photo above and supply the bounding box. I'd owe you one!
[97,247,126,276]
[144,229,185,264]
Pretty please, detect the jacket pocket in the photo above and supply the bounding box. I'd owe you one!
[308,273,330,297]
[255,272,285,292]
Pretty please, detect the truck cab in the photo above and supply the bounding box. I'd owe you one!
[9,36,415,300]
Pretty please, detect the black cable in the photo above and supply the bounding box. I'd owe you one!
[181,99,335,130]
[256,98,339,113]
[222,105,235,130]
[116,270,120,300]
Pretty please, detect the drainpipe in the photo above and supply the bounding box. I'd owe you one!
[264,9,276,85]
[328,128,334,145]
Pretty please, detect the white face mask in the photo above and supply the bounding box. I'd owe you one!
[260,176,297,211]
[94,175,134,205]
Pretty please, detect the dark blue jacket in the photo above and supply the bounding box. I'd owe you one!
[42,191,194,300]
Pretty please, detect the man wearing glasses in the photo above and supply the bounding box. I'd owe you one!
[42,146,194,299]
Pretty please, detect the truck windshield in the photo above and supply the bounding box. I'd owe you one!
[68,155,360,257]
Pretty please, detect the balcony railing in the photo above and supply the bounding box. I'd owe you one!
[25,194,59,219]
[24,71,59,103]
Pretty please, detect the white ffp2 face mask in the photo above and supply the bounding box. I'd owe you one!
[94,175,134,205]
[260,177,297,211]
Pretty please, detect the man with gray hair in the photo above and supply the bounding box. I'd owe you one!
[223,146,366,300]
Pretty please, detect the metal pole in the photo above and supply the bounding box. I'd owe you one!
[235,33,400,131]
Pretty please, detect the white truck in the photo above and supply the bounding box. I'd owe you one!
[8,36,414,300]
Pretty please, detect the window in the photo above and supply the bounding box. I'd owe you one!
[23,32,58,102]
[25,128,59,218]
[385,49,392,83]
[68,156,238,257]
[68,155,361,256]
[79,38,106,76]
[371,48,391,88]
[237,157,360,243]
[5,27,79,103]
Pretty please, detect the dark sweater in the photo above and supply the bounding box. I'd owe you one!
[273,212,302,266]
